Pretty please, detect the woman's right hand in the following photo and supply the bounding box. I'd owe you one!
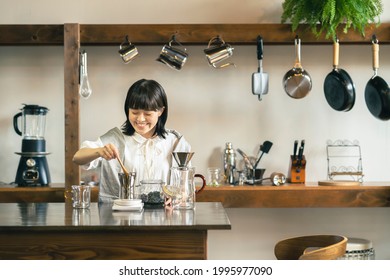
[73,143,119,165]
[99,143,120,161]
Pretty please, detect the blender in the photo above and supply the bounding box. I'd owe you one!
[13,104,51,186]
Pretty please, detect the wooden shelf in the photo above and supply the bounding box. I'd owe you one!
[197,182,390,208]
[1,182,390,207]
[2,23,390,46]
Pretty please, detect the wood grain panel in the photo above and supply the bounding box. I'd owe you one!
[0,25,63,45]
[80,23,390,45]
[196,184,390,208]
[80,24,390,45]
[0,184,99,202]
[2,24,390,46]
[64,24,81,195]
[0,230,207,260]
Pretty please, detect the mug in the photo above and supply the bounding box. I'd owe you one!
[118,36,139,63]
[204,36,235,68]
[71,184,91,209]
[157,36,188,70]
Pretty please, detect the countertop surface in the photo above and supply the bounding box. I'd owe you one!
[0,202,231,231]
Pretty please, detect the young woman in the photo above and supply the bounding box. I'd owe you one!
[73,79,191,203]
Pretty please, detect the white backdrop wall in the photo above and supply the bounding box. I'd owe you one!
[1,0,390,259]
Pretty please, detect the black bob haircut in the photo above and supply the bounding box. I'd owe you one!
[121,79,168,138]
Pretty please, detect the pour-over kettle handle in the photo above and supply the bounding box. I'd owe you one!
[194,174,206,194]
[13,112,23,136]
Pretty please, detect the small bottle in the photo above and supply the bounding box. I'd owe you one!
[223,142,236,185]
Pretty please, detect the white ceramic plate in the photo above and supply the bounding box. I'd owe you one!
[114,199,142,207]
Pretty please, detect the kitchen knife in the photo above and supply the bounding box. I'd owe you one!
[300,139,305,156]
[296,140,305,172]
[293,140,298,159]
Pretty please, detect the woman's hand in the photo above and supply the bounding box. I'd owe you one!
[73,143,119,165]
[99,143,119,161]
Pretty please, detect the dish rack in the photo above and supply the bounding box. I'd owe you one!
[326,139,364,182]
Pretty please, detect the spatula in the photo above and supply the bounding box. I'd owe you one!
[253,140,273,169]
[252,35,269,101]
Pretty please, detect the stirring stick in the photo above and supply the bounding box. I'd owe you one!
[117,157,129,176]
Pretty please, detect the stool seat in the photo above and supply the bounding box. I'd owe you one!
[274,235,348,260]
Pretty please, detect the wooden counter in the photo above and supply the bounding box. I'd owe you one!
[2,182,390,207]
[0,202,231,260]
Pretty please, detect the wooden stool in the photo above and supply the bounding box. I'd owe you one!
[274,235,347,260]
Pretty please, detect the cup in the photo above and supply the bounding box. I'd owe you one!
[246,168,266,185]
[118,36,139,63]
[207,167,222,187]
[204,36,235,68]
[72,208,91,225]
[157,36,188,70]
[71,184,91,208]
[118,172,136,200]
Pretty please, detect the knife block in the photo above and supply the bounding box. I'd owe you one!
[288,155,306,183]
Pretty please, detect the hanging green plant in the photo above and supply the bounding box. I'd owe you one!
[281,0,383,40]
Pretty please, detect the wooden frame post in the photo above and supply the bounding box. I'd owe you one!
[64,23,80,199]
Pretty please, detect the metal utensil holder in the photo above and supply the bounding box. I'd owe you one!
[326,139,363,182]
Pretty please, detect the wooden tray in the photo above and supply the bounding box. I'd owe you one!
[318,180,361,186]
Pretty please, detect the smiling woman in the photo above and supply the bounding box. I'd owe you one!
[72,79,191,203]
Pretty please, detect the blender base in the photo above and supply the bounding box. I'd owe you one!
[15,155,51,187]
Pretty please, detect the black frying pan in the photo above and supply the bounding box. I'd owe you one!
[323,39,355,111]
[365,36,390,120]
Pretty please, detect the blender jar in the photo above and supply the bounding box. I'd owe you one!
[13,104,49,140]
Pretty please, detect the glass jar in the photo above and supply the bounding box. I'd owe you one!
[207,167,222,187]
[135,180,165,208]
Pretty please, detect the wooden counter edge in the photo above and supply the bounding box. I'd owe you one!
[197,182,390,208]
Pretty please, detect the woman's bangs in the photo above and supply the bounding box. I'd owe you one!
[130,91,160,111]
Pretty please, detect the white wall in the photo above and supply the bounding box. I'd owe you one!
[1,0,390,259]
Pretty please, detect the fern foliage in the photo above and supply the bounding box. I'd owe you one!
[281,0,383,40]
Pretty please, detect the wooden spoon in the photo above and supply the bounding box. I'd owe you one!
[117,157,129,176]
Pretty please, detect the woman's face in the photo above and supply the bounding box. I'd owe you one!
[128,108,163,138]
